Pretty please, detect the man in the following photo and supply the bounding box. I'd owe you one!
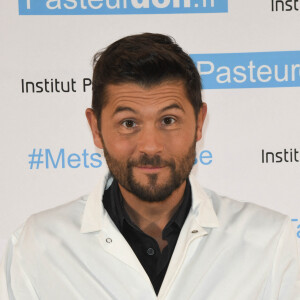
[1,33,300,299]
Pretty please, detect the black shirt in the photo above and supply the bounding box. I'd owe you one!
[103,179,192,294]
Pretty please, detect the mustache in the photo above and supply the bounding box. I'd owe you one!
[127,155,175,168]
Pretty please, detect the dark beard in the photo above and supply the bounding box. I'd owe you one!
[102,140,196,203]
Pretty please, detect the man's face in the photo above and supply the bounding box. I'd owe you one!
[86,80,206,202]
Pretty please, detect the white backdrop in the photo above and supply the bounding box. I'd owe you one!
[1,0,300,258]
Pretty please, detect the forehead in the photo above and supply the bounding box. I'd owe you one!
[104,80,191,112]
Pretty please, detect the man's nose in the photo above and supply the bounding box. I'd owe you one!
[137,126,164,156]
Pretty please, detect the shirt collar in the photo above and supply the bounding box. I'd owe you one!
[103,178,192,233]
[188,175,219,228]
[80,171,219,234]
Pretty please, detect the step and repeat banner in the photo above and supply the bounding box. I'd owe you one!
[0,0,300,257]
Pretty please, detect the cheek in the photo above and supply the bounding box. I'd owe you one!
[103,131,136,158]
[163,126,196,154]
[164,138,193,157]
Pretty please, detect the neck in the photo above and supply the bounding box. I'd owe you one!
[118,181,186,241]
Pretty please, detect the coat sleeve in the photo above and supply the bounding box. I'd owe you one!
[263,217,300,299]
[0,231,39,300]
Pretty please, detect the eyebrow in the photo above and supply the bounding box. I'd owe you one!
[112,103,185,117]
[112,106,137,116]
[159,103,185,114]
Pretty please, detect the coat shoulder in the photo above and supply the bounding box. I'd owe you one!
[203,188,290,238]
[12,196,88,243]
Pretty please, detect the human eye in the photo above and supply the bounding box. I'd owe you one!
[121,119,137,128]
[161,116,176,126]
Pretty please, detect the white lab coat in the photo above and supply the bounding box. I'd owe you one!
[1,173,300,299]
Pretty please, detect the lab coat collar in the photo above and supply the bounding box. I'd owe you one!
[80,172,219,233]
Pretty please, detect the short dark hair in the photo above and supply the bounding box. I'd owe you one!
[92,33,202,125]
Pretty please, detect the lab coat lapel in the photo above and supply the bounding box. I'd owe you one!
[80,171,152,284]
[158,175,219,299]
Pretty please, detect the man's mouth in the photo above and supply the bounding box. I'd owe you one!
[135,165,166,172]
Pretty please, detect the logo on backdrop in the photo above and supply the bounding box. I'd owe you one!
[21,51,300,92]
[271,0,299,11]
[28,148,213,169]
[292,219,300,239]
[194,150,213,165]
[19,0,228,15]
[21,78,91,94]
[261,148,299,164]
[28,148,102,169]
[192,51,300,89]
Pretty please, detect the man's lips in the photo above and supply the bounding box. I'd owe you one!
[135,165,166,172]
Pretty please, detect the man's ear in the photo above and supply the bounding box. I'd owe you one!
[195,103,207,142]
[85,108,103,149]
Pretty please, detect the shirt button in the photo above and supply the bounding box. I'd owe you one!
[147,248,155,256]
